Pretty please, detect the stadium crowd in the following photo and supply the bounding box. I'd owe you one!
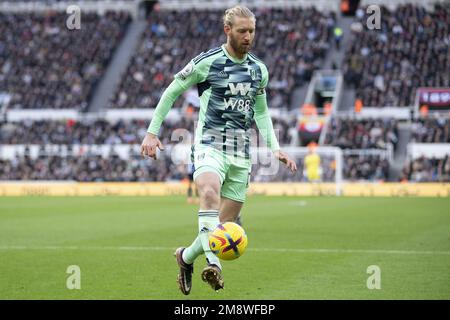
[343,154,390,181]
[0,153,172,181]
[0,117,296,145]
[0,114,436,183]
[0,119,180,145]
[343,3,450,107]
[0,4,448,184]
[411,118,450,143]
[110,7,335,110]
[400,155,450,182]
[0,151,316,182]
[0,11,131,110]
[0,151,391,182]
[324,117,399,150]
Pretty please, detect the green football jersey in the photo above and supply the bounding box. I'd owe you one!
[174,44,269,158]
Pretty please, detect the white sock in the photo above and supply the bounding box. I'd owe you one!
[197,210,222,270]
[182,236,202,265]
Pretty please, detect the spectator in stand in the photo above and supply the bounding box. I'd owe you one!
[411,118,450,143]
[343,3,450,107]
[401,155,450,182]
[333,26,343,51]
[0,11,131,110]
[110,7,334,110]
[343,155,389,181]
[324,117,399,150]
[0,117,297,146]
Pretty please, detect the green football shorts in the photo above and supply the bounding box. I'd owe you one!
[191,144,252,203]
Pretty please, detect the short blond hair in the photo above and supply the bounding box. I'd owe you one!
[223,5,255,27]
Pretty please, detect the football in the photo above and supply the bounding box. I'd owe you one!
[209,222,248,260]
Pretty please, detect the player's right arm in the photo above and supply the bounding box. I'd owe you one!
[141,60,200,159]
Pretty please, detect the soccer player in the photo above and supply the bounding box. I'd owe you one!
[140,5,297,295]
[304,142,321,182]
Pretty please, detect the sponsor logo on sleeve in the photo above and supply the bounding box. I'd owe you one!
[177,62,194,80]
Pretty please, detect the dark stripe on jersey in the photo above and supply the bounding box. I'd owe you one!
[248,52,264,64]
[197,80,211,97]
[193,48,221,64]
[193,47,221,64]
[193,48,216,60]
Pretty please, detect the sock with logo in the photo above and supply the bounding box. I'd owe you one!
[182,210,222,270]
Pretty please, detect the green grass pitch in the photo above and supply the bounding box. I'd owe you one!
[0,196,449,299]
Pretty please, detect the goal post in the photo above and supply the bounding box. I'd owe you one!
[250,146,343,196]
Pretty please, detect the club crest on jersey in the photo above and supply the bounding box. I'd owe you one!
[250,69,257,80]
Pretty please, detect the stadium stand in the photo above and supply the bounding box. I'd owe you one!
[411,118,450,143]
[343,3,449,107]
[0,0,449,184]
[0,153,168,181]
[324,117,399,150]
[343,154,390,181]
[400,155,450,182]
[109,7,335,110]
[0,11,131,110]
[401,116,450,182]
[0,118,295,145]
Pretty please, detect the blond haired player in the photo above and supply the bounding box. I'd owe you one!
[141,5,297,294]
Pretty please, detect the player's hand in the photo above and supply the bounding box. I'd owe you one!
[274,150,297,173]
[140,133,164,160]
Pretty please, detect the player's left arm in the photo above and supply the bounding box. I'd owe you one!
[143,59,203,159]
[253,66,297,173]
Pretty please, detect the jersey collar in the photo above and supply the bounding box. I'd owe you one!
[221,44,248,64]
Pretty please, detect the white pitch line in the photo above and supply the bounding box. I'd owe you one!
[0,245,449,256]
[250,248,450,256]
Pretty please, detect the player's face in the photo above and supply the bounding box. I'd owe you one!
[226,17,255,55]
